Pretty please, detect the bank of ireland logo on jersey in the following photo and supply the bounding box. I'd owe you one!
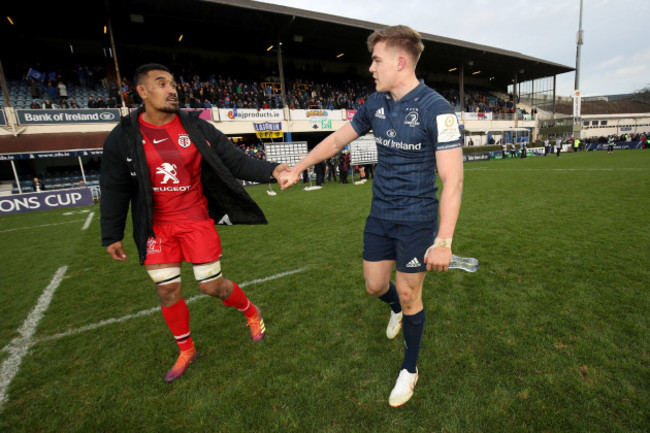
[178,134,191,148]
[156,163,180,184]
[436,113,461,142]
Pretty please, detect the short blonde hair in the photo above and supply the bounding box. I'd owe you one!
[367,25,425,64]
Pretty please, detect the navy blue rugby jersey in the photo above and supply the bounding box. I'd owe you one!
[350,81,461,222]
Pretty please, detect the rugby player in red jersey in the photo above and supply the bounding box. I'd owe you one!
[100,64,288,382]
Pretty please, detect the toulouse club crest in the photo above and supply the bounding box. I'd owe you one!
[178,134,191,148]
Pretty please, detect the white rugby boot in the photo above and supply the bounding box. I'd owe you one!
[386,310,403,339]
[388,368,418,407]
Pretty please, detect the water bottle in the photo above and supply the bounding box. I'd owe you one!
[449,254,479,272]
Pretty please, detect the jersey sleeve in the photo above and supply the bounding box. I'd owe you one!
[350,98,373,137]
[429,100,461,151]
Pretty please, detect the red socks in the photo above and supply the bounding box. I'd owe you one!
[222,282,256,319]
[161,298,194,352]
[161,284,255,351]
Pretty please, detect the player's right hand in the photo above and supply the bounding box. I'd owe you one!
[107,241,128,261]
[279,170,300,190]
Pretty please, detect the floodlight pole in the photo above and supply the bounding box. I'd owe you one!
[105,0,125,109]
[276,39,288,110]
[573,0,584,141]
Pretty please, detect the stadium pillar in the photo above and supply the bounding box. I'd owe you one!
[0,59,10,108]
[459,65,465,124]
[552,75,557,115]
[285,132,292,142]
[513,72,518,128]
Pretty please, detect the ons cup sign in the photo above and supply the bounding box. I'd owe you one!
[0,188,94,215]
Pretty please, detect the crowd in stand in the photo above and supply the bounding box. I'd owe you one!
[16,63,515,114]
[235,142,267,160]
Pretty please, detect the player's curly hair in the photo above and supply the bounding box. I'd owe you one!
[367,25,424,64]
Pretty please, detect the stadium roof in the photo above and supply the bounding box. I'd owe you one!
[1,0,574,90]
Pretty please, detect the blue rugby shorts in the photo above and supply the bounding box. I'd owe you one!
[362,215,437,273]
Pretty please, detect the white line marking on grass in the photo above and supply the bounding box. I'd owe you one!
[25,266,309,346]
[81,212,95,231]
[0,266,67,411]
[465,167,646,172]
[0,220,86,234]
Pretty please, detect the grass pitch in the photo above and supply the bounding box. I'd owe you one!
[0,150,648,432]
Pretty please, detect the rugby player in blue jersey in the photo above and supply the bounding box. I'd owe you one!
[279,25,463,407]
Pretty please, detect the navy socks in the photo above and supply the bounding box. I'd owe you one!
[401,309,426,373]
[378,281,402,314]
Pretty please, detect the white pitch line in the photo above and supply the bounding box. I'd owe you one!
[0,220,86,234]
[0,266,67,411]
[465,167,646,172]
[27,266,309,346]
[81,212,95,231]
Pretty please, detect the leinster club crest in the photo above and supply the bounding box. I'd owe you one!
[404,111,420,127]
[178,134,191,148]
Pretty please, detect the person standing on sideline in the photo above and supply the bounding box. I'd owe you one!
[100,64,288,383]
[544,138,550,156]
[556,136,562,156]
[607,135,615,154]
[279,25,463,407]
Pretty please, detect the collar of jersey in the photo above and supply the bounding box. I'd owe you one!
[383,79,426,103]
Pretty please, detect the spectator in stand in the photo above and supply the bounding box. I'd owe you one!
[59,98,70,109]
[30,99,41,109]
[46,80,58,101]
[69,98,81,109]
[96,97,108,108]
[77,65,88,87]
[32,177,44,192]
[29,78,41,99]
[106,96,117,108]
[42,98,55,109]
[87,96,97,108]
[58,81,68,100]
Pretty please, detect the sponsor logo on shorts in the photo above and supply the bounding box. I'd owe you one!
[406,257,422,268]
[147,237,162,254]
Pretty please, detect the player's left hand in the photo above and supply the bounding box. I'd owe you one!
[424,246,452,272]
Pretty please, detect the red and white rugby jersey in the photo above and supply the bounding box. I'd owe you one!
[139,114,209,224]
